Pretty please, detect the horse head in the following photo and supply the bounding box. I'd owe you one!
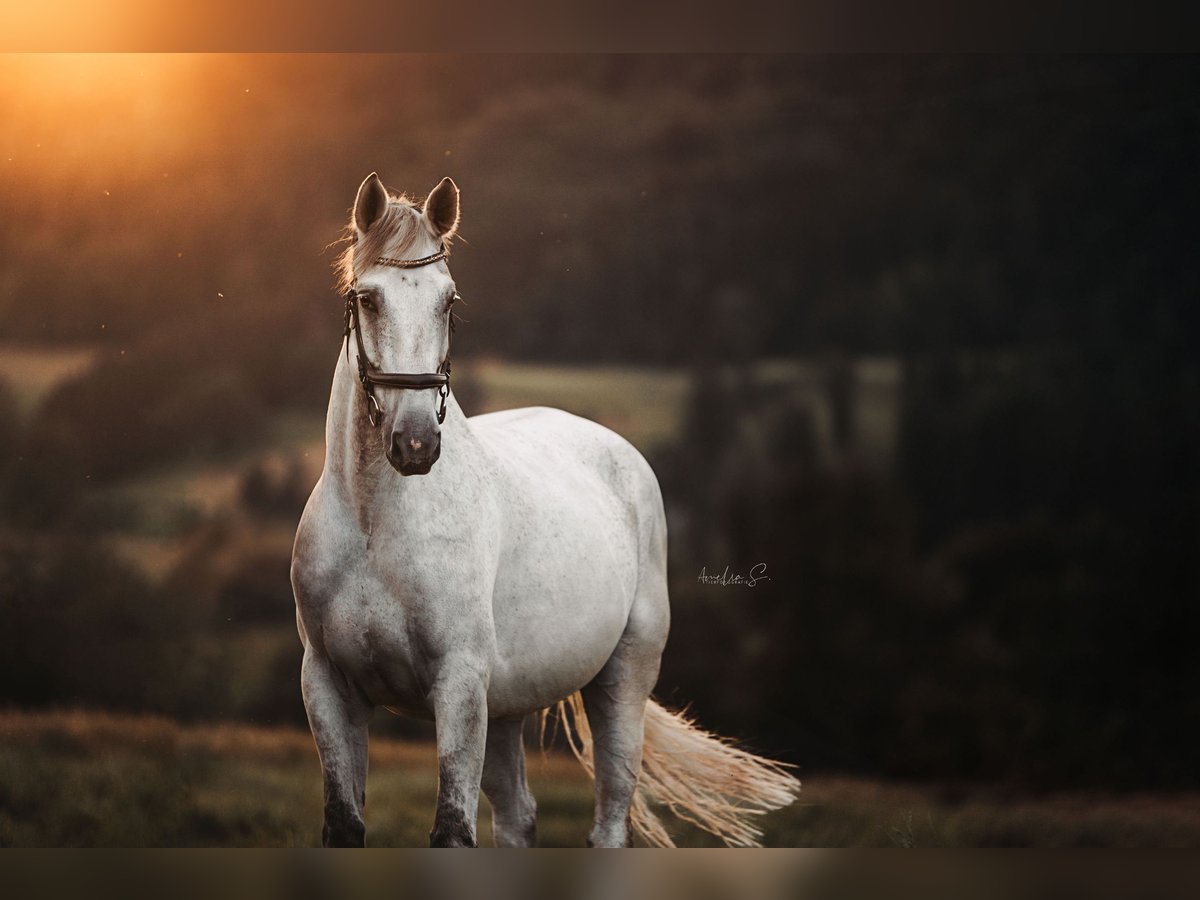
[340,172,461,475]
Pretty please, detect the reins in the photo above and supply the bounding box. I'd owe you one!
[343,248,457,428]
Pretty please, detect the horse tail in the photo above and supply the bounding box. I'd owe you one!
[547,693,800,847]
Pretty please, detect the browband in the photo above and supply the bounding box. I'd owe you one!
[375,248,448,269]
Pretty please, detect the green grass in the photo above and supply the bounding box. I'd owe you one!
[13,349,897,552]
[0,344,98,418]
[93,359,696,549]
[469,359,691,457]
[1,710,1198,848]
[0,709,591,848]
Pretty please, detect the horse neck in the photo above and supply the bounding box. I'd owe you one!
[322,342,471,517]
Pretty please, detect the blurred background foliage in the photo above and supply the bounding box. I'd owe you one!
[0,54,1197,791]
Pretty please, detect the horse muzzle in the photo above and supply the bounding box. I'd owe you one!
[387,429,442,476]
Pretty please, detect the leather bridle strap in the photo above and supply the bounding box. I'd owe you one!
[342,248,455,427]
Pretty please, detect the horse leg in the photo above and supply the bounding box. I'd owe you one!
[581,596,668,848]
[481,714,537,847]
[301,647,372,847]
[429,666,489,847]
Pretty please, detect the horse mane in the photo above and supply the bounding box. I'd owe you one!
[333,192,444,294]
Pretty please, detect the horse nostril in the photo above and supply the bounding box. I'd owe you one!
[409,438,423,451]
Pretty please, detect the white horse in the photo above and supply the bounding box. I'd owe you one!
[291,173,799,847]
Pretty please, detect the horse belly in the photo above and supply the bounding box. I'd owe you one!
[485,528,636,717]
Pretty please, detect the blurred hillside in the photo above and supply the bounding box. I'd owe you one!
[0,55,1198,793]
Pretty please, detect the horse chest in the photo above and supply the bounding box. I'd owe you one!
[316,579,414,708]
[295,522,439,713]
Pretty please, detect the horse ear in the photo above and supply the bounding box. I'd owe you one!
[423,177,460,241]
[353,172,389,235]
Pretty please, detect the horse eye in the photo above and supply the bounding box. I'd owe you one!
[358,295,375,311]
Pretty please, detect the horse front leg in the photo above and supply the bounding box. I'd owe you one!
[428,660,490,848]
[302,647,372,847]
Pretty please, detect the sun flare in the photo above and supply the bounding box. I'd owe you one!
[0,53,195,106]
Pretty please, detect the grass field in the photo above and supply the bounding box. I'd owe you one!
[3,346,899,550]
[468,358,692,458]
[88,361,692,547]
[1,709,1198,848]
[0,344,98,417]
[91,355,897,529]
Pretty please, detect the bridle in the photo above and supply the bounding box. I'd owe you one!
[343,247,458,428]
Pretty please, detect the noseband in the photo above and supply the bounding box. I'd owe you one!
[343,248,457,428]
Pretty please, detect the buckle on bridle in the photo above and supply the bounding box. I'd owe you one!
[436,383,449,425]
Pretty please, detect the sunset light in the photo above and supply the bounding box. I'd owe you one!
[0,54,1198,852]
[2,52,189,98]
[0,3,162,52]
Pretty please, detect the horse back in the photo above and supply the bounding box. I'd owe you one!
[468,405,664,531]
